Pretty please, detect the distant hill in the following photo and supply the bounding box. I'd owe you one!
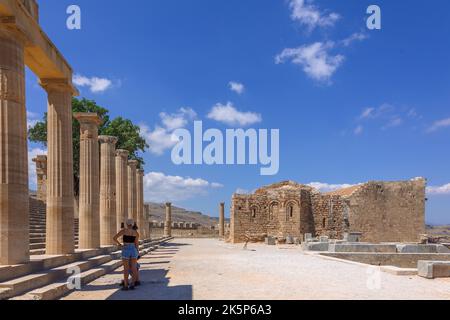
[146,202,226,227]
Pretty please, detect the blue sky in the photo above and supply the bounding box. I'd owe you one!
[26,0,450,224]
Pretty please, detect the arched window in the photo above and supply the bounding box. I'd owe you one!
[286,202,295,221]
[269,202,279,221]
[322,218,326,228]
[252,207,257,218]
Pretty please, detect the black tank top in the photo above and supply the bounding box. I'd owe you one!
[123,235,136,243]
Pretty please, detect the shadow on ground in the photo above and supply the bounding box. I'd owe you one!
[110,241,193,300]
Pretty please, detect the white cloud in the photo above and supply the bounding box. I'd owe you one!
[354,125,363,135]
[307,182,357,193]
[207,102,262,126]
[229,81,245,95]
[289,0,340,31]
[143,171,223,202]
[427,118,450,133]
[276,42,344,82]
[28,147,47,190]
[427,184,450,196]
[140,108,197,155]
[355,104,419,132]
[235,188,250,194]
[73,74,114,93]
[160,107,197,131]
[340,32,368,47]
[27,111,40,129]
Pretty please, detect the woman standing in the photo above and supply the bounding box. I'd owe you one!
[113,219,140,290]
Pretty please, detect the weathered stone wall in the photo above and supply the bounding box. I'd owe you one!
[311,194,346,240]
[345,179,426,243]
[230,179,426,244]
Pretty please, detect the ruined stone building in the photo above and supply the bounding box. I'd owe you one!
[230,178,426,243]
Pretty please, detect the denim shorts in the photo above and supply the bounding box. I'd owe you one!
[122,244,139,259]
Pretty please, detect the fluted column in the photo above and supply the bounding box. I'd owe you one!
[127,160,138,221]
[99,136,118,246]
[219,202,225,238]
[144,204,151,239]
[164,202,172,237]
[136,169,145,238]
[115,150,129,231]
[32,155,47,202]
[0,28,29,264]
[75,113,101,249]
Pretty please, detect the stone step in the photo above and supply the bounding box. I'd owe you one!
[5,238,171,300]
[14,259,124,300]
[418,260,450,279]
[0,254,115,300]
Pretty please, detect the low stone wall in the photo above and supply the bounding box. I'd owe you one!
[150,226,219,238]
[321,252,450,268]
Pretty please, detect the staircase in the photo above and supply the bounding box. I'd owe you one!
[29,197,79,255]
[0,237,173,300]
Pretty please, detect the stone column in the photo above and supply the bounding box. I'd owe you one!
[99,136,118,246]
[164,203,172,237]
[144,204,151,239]
[127,160,138,221]
[32,155,47,202]
[0,28,29,265]
[75,113,101,250]
[115,150,129,231]
[219,202,225,238]
[136,169,145,238]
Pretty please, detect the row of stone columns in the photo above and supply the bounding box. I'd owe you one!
[73,113,149,249]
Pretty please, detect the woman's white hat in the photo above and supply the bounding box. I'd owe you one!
[126,218,135,226]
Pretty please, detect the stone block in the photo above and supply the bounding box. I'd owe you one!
[286,236,294,245]
[302,242,329,252]
[418,260,450,279]
[329,243,398,253]
[304,233,313,242]
[265,237,276,246]
[319,236,329,243]
[344,232,363,243]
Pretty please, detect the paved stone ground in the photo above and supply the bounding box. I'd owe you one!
[62,239,450,300]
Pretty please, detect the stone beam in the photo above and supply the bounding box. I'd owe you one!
[0,0,77,91]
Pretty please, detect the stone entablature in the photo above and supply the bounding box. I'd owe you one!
[230,179,426,244]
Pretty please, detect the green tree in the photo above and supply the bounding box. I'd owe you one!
[28,97,149,195]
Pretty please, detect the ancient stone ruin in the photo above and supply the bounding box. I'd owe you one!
[230,178,427,244]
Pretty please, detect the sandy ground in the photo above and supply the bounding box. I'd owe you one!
[62,238,450,300]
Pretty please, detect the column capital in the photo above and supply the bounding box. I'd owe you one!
[165,202,172,207]
[98,135,118,145]
[137,168,145,176]
[128,160,139,168]
[116,149,129,158]
[39,78,79,95]
[74,112,102,126]
[220,202,225,206]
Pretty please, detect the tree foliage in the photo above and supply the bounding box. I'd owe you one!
[28,97,149,195]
